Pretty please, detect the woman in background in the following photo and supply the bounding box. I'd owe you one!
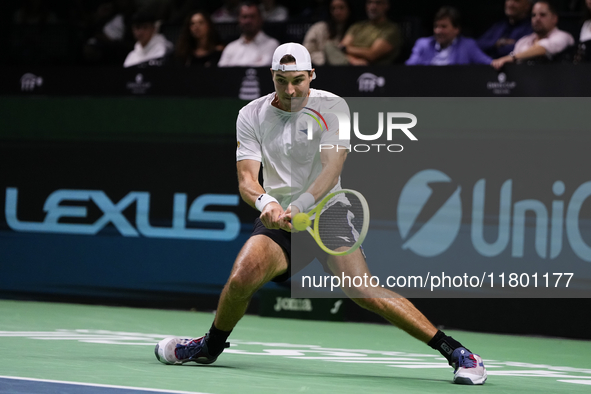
[175,11,224,67]
[303,0,354,65]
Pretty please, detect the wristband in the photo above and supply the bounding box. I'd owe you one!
[255,193,279,212]
[290,192,315,214]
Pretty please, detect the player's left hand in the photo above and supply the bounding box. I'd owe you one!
[260,202,285,230]
[279,205,300,232]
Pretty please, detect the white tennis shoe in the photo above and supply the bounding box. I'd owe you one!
[155,335,229,365]
[451,347,487,385]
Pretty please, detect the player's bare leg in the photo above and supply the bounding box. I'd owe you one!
[155,235,288,366]
[214,234,289,331]
[327,250,487,385]
[326,250,437,343]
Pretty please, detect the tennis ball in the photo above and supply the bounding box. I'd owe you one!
[292,213,311,231]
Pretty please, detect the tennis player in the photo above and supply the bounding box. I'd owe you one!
[155,43,487,385]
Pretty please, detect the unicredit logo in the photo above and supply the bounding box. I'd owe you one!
[397,170,591,262]
[397,170,462,257]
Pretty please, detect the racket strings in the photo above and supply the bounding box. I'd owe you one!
[317,194,365,252]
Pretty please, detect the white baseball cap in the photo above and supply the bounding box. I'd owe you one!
[271,43,316,80]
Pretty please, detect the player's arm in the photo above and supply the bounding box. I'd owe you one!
[307,146,348,202]
[282,146,348,227]
[237,159,284,229]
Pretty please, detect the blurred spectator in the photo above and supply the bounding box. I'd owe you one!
[212,0,241,23]
[478,0,533,58]
[492,1,574,69]
[574,0,591,62]
[406,6,492,65]
[325,0,402,65]
[175,11,224,66]
[259,0,289,22]
[99,0,136,43]
[218,3,279,67]
[123,10,173,67]
[83,0,136,64]
[303,0,354,65]
[13,0,59,25]
[297,0,330,23]
[581,0,591,41]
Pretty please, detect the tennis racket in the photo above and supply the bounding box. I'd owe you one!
[292,189,369,256]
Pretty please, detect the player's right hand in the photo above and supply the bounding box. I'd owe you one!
[259,202,285,230]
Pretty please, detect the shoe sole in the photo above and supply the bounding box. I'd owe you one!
[454,373,487,385]
[154,344,163,363]
[154,343,175,365]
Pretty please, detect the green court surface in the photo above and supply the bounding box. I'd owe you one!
[0,300,590,394]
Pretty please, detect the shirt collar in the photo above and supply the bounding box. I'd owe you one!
[536,27,557,40]
[139,34,160,52]
[435,37,457,51]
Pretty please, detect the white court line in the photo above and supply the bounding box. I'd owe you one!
[557,380,591,386]
[0,376,214,394]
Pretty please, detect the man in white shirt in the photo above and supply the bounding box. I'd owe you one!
[123,11,173,68]
[155,43,488,386]
[492,0,574,69]
[217,2,279,67]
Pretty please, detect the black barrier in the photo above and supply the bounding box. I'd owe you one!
[3,64,591,97]
[0,97,244,141]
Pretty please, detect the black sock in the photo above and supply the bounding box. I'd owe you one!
[206,323,232,356]
[427,330,466,365]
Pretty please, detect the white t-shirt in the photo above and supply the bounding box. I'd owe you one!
[123,34,173,68]
[514,28,574,58]
[236,89,350,209]
[218,32,279,67]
